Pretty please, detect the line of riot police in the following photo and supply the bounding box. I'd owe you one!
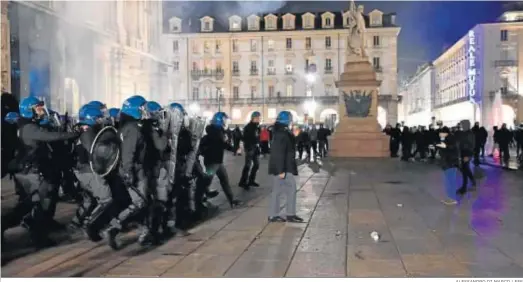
[2,95,242,250]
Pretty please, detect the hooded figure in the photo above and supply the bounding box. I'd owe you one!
[456,120,476,195]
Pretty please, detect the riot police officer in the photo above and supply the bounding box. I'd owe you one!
[108,108,120,128]
[71,105,120,242]
[4,96,78,247]
[105,95,149,250]
[142,101,169,243]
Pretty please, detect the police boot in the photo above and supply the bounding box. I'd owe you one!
[104,219,122,250]
[84,201,112,242]
[138,225,159,246]
[21,208,56,248]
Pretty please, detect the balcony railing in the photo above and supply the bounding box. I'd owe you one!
[494,60,518,67]
[374,66,383,73]
[325,68,333,74]
[191,69,224,80]
[227,95,338,105]
[285,70,294,75]
[187,97,226,106]
[267,69,276,75]
[250,69,259,76]
[232,70,240,76]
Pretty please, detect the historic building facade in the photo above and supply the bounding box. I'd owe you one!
[401,63,435,126]
[162,7,400,125]
[7,0,169,114]
[431,11,523,128]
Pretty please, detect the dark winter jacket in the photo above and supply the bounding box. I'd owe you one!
[242,121,260,151]
[199,125,233,166]
[268,123,298,176]
[457,120,475,158]
[439,134,460,170]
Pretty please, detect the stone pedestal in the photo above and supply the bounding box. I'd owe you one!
[330,56,388,158]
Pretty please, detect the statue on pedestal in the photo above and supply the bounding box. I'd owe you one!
[347,0,366,58]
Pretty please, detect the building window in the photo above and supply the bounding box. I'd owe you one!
[373,57,381,69]
[233,86,239,99]
[248,18,257,30]
[286,38,292,49]
[325,36,331,48]
[250,86,257,98]
[326,18,331,27]
[268,85,275,97]
[172,40,179,52]
[268,60,275,75]
[501,30,508,41]
[204,41,210,53]
[250,39,257,52]
[250,61,257,74]
[267,18,275,29]
[268,39,274,51]
[325,58,332,71]
[173,61,179,71]
[501,77,509,94]
[286,84,293,96]
[233,61,239,73]
[231,21,240,30]
[192,62,198,70]
[285,60,293,73]
[373,36,380,47]
[284,18,292,29]
[305,37,311,49]
[192,87,199,100]
[204,21,210,31]
[306,88,312,97]
[232,39,239,52]
[215,41,221,53]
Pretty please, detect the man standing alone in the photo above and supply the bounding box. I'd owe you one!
[239,111,261,189]
[268,111,303,223]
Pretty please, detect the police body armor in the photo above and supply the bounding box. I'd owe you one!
[184,116,207,177]
[90,126,121,177]
[164,108,184,184]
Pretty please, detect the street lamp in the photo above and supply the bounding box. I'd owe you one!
[306,73,316,83]
[304,100,317,115]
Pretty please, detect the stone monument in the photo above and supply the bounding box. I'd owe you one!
[329,1,388,157]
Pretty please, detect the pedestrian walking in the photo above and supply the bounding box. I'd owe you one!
[436,127,460,205]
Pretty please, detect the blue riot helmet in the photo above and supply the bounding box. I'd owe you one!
[121,95,147,120]
[168,102,186,115]
[88,100,108,118]
[4,112,19,124]
[78,105,104,126]
[211,112,229,129]
[145,101,162,120]
[19,96,45,119]
[276,110,293,126]
[108,108,120,119]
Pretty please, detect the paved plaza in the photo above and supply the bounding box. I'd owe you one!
[2,156,523,277]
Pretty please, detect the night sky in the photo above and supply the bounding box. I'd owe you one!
[164,1,509,79]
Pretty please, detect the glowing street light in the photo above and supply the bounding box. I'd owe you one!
[304,100,317,115]
[306,73,316,83]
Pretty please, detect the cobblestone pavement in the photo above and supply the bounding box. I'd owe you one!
[2,156,523,277]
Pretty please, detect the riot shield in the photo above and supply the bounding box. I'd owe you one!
[166,108,184,184]
[184,116,207,177]
[89,126,121,177]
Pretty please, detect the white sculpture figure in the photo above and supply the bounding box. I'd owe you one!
[347,1,366,58]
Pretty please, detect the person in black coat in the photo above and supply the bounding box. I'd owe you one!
[268,111,303,223]
[199,112,241,208]
[239,111,261,189]
[436,127,460,205]
[400,126,413,161]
